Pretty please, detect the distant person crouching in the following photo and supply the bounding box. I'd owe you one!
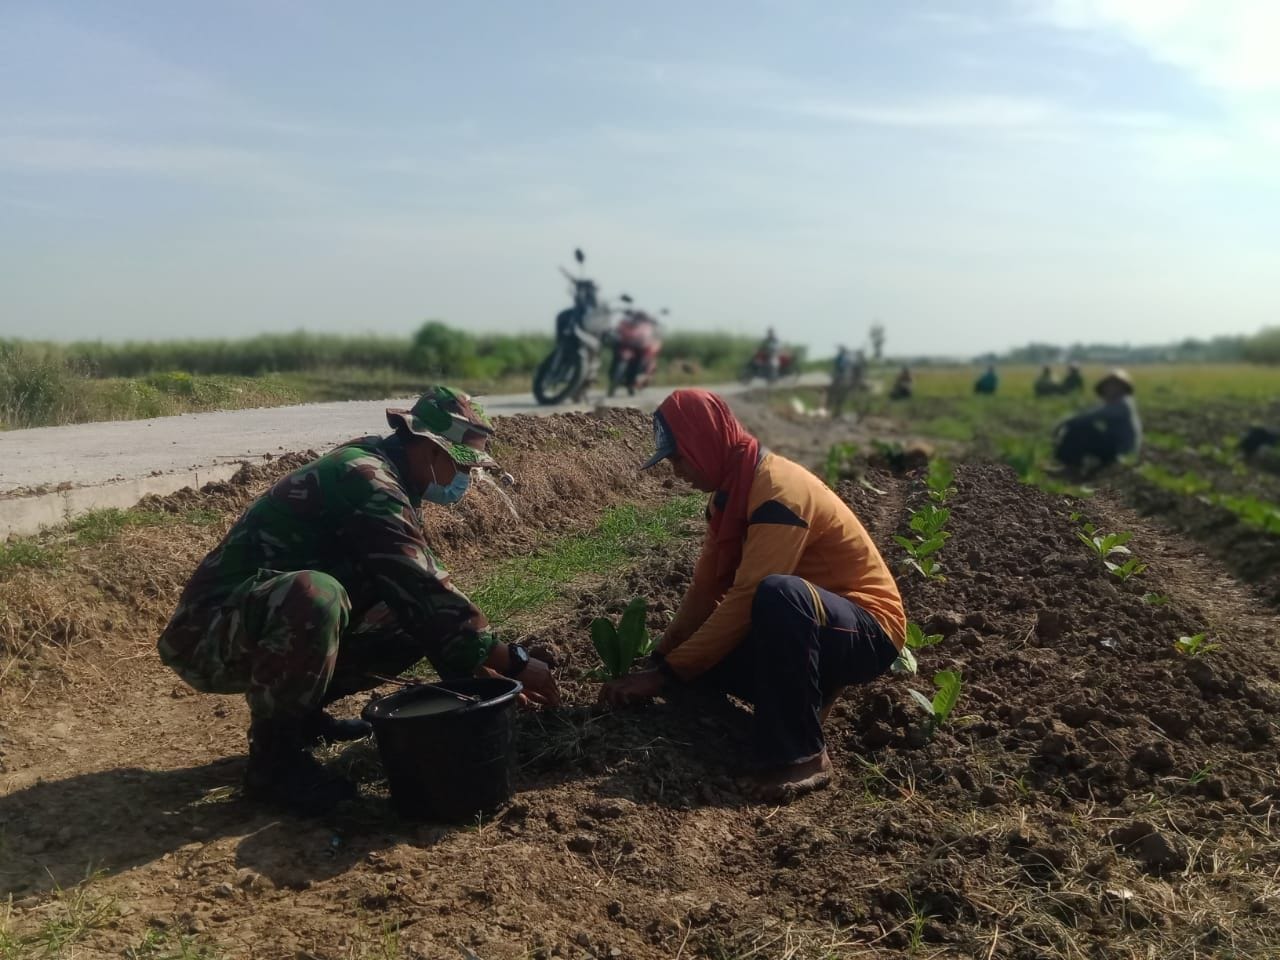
[973,365,998,395]
[1240,426,1280,459]
[1052,370,1142,474]
[1060,364,1084,394]
[888,366,913,400]
[1034,366,1060,397]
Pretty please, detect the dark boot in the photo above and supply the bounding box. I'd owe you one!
[244,717,358,816]
[302,709,372,745]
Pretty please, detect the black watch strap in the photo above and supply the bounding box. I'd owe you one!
[504,642,530,678]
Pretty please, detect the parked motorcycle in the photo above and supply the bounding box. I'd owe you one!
[606,297,664,397]
[533,249,613,405]
[740,348,796,384]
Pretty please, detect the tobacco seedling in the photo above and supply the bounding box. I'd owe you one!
[1173,633,1219,658]
[909,504,950,539]
[905,622,944,650]
[891,647,918,675]
[1143,592,1170,606]
[909,670,962,735]
[590,597,655,680]
[1106,556,1148,581]
[823,442,860,488]
[890,623,945,675]
[926,458,955,503]
[896,462,954,581]
[1077,529,1132,563]
[894,533,947,580]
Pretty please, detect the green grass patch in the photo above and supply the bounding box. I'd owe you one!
[471,494,704,625]
[67,507,222,545]
[0,539,64,575]
[0,877,117,960]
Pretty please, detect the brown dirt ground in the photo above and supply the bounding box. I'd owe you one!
[2,402,1279,959]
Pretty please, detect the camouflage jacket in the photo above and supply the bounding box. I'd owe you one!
[161,436,495,676]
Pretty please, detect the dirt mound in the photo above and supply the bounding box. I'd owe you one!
[0,409,664,689]
[1113,469,1280,607]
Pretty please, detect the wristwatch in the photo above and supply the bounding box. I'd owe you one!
[504,642,530,678]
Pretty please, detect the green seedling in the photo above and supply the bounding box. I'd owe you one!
[590,597,654,680]
[1173,633,1219,658]
[1077,529,1132,563]
[905,622,944,650]
[823,441,860,488]
[925,458,955,503]
[1106,556,1148,581]
[894,533,947,580]
[891,623,946,675]
[909,670,963,734]
[1143,592,1170,606]
[908,504,950,539]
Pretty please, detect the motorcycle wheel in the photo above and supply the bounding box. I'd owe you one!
[533,348,584,405]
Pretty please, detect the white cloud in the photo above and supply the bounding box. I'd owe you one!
[1035,0,1280,93]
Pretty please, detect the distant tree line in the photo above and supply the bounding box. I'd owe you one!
[0,322,769,382]
[977,330,1279,365]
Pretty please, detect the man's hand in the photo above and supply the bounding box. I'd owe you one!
[482,642,561,709]
[598,668,667,708]
[518,656,561,708]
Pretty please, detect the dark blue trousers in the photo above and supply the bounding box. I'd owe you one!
[703,574,899,767]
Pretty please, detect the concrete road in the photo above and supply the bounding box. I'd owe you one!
[1,377,826,491]
[0,375,824,537]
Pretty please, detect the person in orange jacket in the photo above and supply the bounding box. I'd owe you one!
[600,389,906,801]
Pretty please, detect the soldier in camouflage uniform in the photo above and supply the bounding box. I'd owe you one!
[158,386,560,815]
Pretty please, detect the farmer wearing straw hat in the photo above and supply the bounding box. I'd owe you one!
[158,386,560,816]
[600,388,907,802]
[1052,369,1142,473]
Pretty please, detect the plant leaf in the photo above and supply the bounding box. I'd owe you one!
[908,688,936,716]
[590,617,623,679]
[914,535,948,558]
[891,648,918,675]
[931,670,962,724]
[618,597,648,668]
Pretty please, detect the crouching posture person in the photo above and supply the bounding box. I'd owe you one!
[158,387,560,816]
[600,389,906,802]
[1052,369,1142,474]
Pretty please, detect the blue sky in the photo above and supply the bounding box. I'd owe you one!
[2,1,1277,356]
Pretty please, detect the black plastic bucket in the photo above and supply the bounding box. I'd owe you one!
[362,676,522,821]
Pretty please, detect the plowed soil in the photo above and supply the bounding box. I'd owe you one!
[2,403,1278,960]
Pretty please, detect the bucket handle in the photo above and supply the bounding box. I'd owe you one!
[366,672,482,704]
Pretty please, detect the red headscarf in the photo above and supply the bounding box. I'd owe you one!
[657,389,761,591]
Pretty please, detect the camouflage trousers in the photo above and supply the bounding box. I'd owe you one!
[157,570,427,720]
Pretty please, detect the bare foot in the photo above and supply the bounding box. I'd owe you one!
[743,750,833,804]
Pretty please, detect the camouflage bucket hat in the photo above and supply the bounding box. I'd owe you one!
[386,386,500,470]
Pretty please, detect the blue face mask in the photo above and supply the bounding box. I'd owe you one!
[425,464,471,505]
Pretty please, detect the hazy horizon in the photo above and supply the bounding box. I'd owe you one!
[3,2,1278,356]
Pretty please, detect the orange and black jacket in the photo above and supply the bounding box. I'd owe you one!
[658,452,906,681]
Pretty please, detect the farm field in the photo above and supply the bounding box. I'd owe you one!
[1,369,1278,960]
[0,329,763,429]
